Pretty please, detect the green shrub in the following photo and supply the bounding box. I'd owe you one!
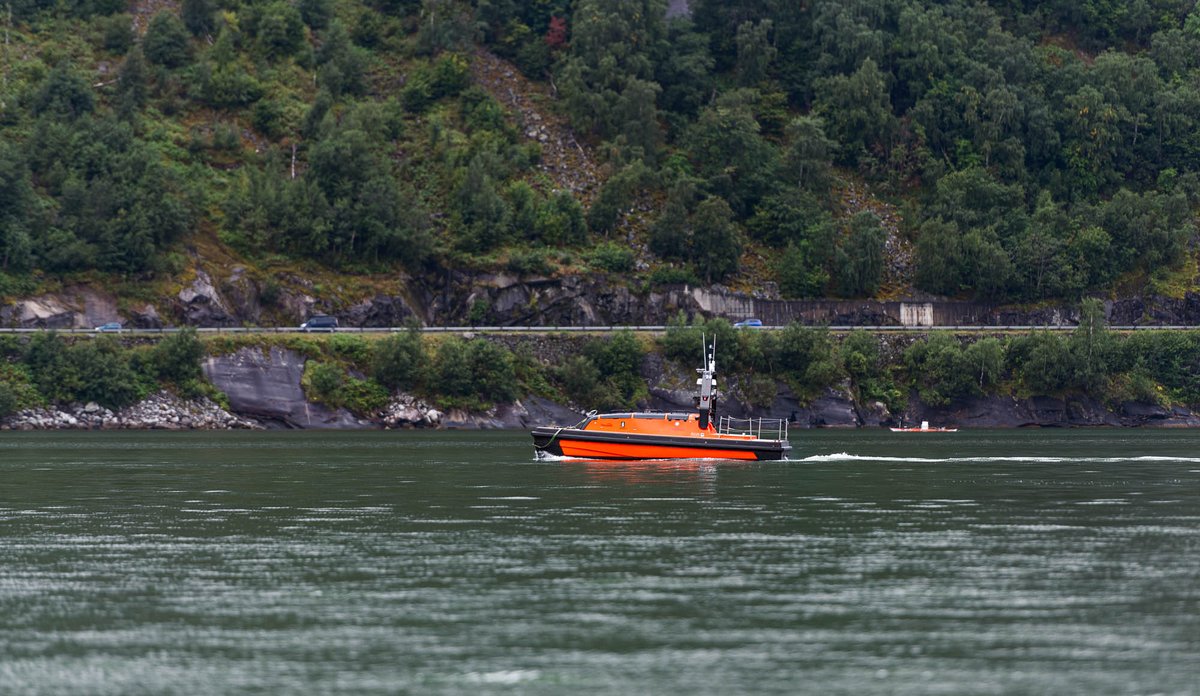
[24,332,76,404]
[69,337,147,409]
[466,339,518,403]
[371,329,426,391]
[573,331,646,409]
[840,331,903,411]
[429,54,470,98]
[963,337,1005,392]
[649,266,700,286]
[0,336,22,358]
[589,243,635,273]
[507,249,553,276]
[255,1,306,59]
[1118,331,1200,404]
[144,11,192,68]
[903,333,976,406]
[431,338,473,397]
[533,191,587,246]
[152,327,204,384]
[468,299,489,325]
[327,334,371,366]
[181,0,215,36]
[775,323,840,390]
[431,338,517,404]
[306,361,345,402]
[340,377,389,414]
[97,13,134,53]
[1007,332,1073,394]
[0,364,43,412]
[0,380,17,417]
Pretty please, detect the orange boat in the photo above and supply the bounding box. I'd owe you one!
[532,340,791,461]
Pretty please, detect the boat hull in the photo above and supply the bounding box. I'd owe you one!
[532,427,790,461]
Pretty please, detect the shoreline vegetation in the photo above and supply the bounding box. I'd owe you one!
[4,300,1200,430]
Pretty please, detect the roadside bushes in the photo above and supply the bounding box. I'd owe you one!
[151,327,204,385]
[303,360,389,414]
[0,380,16,416]
[559,331,646,410]
[903,333,1004,406]
[432,337,518,405]
[371,329,425,391]
[23,333,148,409]
[662,314,840,393]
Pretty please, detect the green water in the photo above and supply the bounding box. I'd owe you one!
[1,430,1199,695]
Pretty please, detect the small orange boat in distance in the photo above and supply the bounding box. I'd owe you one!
[531,340,791,461]
[890,420,958,433]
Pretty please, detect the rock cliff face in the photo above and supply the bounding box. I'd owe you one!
[203,347,370,429]
[908,393,1200,428]
[11,271,1200,330]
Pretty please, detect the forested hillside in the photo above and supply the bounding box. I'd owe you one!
[1,0,1199,309]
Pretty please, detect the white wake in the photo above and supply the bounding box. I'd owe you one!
[801,452,1200,464]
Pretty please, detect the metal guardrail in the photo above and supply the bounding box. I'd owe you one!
[0,324,1198,335]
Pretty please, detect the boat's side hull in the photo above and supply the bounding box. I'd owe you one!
[532,427,790,461]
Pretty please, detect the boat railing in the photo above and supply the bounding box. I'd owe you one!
[717,415,789,441]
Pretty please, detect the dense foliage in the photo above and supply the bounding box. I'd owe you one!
[6,313,1200,420]
[659,304,1200,411]
[1,0,1199,303]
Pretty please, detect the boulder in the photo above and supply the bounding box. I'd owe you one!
[343,294,420,327]
[0,295,78,329]
[803,389,861,428]
[519,396,585,428]
[178,270,237,327]
[221,267,262,325]
[128,303,164,329]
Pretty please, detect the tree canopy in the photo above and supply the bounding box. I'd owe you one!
[2,0,1199,303]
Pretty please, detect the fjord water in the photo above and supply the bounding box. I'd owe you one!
[2,431,1199,695]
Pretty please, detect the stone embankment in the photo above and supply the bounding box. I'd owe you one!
[0,391,261,431]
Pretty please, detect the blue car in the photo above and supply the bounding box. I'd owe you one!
[94,322,123,332]
[733,318,763,328]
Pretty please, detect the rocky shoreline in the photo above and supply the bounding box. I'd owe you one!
[4,365,1197,432]
[4,335,1198,432]
[0,391,262,431]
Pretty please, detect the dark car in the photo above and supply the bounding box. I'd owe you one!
[733,318,763,328]
[300,315,339,332]
[94,322,123,333]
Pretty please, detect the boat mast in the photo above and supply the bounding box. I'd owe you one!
[695,334,718,430]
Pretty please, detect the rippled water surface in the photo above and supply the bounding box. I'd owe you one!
[2,429,1199,695]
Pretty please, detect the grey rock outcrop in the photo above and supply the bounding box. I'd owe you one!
[344,294,421,327]
[178,270,237,327]
[203,346,370,429]
[0,288,122,329]
[439,397,584,429]
[221,266,263,325]
[902,392,1195,428]
[127,303,164,329]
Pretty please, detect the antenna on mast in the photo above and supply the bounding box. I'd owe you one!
[695,331,718,430]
